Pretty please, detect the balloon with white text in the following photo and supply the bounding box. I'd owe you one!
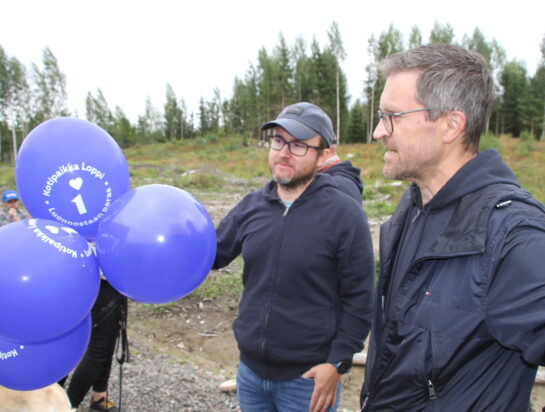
[15,117,130,240]
[0,218,100,343]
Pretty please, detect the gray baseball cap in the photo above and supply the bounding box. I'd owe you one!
[261,102,334,147]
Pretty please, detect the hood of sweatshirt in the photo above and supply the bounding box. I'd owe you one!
[411,149,520,210]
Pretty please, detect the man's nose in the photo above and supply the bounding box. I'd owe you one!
[373,119,388,141]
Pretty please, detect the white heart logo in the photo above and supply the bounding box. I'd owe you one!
[45,225,59,234]
[61,227,78,234]
[69,178,83,191]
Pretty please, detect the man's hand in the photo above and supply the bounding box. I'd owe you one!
[302,363,340,412]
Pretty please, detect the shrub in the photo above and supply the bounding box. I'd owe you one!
[479,132,502,153]
[517,130,535,156]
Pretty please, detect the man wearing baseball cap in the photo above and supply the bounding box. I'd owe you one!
[213,102,374,411]
[0,190,28,226]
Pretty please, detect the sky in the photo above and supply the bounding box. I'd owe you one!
[1,0,543,123]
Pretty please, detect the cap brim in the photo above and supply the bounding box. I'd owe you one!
[261,118,318,141]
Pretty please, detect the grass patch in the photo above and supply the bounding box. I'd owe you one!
[173,172,224,190]
[193,268,244,300]
[364,200,397,218]
[479,132,503,153]
[0,163,16,191]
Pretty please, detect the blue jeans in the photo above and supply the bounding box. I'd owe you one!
[236,360,341,412]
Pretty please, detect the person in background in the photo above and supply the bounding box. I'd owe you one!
[0,190,28,226]
[317,142,363,205]
[59,278,127,412]
[214,102,375,412]
[360,43,545,411]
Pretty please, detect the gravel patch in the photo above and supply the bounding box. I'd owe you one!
[74,339,239,412]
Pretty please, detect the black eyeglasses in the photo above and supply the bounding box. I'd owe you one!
[267,135,322,157]
[377,108,433,134]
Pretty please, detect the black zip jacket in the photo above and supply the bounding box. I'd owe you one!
[322,160,364,204]
[361,149,545,411]
[214,173,375,380]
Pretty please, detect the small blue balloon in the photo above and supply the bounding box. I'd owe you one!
[0,315,91,391]
[96,184,216,304]
[15,117,130,240]
[0,219,100,342]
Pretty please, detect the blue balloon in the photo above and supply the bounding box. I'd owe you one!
[0,315,91,391]
[0,219,100,342]
[96,184,216,304]
[15,117,130,240]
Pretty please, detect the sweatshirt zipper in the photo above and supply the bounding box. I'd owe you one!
[428,379,437,400]
[261,201,290,356]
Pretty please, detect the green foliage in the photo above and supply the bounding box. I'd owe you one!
[429,21,455,44]
[500,60,529,137]
[364,199,397,218]
[520,130,534,141]
[516,130,535,155]
[479,132,503,153]
[193,269,244,300]
[0,162,15,189]
[173,172,224,191]
[346,100,367,143]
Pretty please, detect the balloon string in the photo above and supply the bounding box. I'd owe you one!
[115,298,130,411]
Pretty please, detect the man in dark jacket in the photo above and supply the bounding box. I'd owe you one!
[214,102,375,412]
[317,143,364,205]
[361,44,545,411]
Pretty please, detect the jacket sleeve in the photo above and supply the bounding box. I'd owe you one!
[327,207,376,363]
[212,202,243,270]
[486,219,545,366]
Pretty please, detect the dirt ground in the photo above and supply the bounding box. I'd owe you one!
[125,177,545,411]
[127,290,368,411]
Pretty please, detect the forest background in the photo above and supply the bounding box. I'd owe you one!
[1,21,544,162]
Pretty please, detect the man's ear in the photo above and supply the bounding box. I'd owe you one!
[317,147,333,165]
[443,111,467,144]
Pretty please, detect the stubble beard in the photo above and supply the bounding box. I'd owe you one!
[273,170,315,191]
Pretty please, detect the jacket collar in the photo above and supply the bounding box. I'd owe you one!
[263,173,336,203]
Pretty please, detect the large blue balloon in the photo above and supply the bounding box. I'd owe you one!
[96,184,216,304]
[0,315,91,391]
[0,219,99,342]
[15,117,130,240]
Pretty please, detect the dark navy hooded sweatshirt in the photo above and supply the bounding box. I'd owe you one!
[322,160,364,204]
[361,149,545,411]
[214,173,375,380]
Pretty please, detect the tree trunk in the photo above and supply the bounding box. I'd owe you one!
[541,99,545,141]
[11,126,17,163]
[336,70,340,143]
[367,85,375,144]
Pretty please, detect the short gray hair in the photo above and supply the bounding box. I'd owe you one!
[378,43,495,152]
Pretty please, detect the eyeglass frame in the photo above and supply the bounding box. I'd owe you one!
[267,134,323,157]
[377,108,434,134]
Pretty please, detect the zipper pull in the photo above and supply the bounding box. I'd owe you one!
[495,200,512,209]
[428,379,437,400]
[411,208,421,223]
[360,394,370,411]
